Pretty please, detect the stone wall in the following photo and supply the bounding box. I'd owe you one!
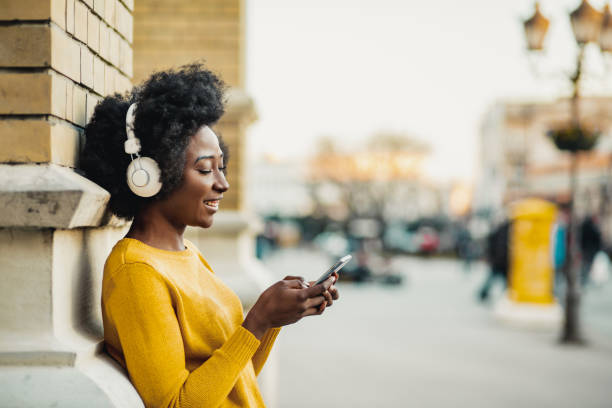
[0,0,143,405]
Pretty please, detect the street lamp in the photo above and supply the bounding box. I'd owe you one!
[570,0,603,45]
[524,2,550,51]
[600,4,612,52]
[522,0,610,345]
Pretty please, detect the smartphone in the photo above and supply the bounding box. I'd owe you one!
[314,255,353,285]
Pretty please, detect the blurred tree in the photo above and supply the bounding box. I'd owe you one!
[308,132,431,247]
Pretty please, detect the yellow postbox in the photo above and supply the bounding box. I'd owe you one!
[508,198,557,304]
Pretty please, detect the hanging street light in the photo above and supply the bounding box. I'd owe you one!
[523,2,550,50]
[599,3,612,52]
[570,0,604,45]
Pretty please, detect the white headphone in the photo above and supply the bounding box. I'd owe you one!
[124,103,162,197]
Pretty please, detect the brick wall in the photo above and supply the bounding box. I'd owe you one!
[133,0,242,87]
[0,0,134,168]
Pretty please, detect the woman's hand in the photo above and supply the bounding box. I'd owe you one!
[242,275,338,339]
[308,272,340,312]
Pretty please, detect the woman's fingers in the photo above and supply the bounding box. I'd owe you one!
[329,285,339,301]
[303,276,334,297]
[285,279,305,289]
[304,295,325,309]
[331,272,339,283]
[301,304,326,317]
[322,288,333,307]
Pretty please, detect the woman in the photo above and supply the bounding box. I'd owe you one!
[80,63,339,408]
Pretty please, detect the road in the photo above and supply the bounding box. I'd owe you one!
[259,247,612,408]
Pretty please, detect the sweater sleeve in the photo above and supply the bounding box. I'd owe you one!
[251,327,281,376]
[105,263,261,408]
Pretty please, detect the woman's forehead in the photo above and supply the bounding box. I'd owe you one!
[188,126,222,157]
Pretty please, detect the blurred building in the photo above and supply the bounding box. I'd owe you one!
[475,97,612,240]
[308,143,446,222]
[247,154,314,218]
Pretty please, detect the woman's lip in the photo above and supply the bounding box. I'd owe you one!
[203,200,219,211]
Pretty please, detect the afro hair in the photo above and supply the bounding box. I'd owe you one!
[80,63,227,220]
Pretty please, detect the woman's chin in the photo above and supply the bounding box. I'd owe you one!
[196,216,214,229]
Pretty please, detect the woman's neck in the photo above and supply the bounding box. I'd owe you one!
[126,206,187,251]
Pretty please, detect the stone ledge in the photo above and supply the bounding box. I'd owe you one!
[0,164,109,228]
[0,356,144,407]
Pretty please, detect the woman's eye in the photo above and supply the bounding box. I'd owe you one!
[219,166,227,173]
[198,169,212,174]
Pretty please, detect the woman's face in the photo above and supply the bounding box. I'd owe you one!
[160,125,230,229]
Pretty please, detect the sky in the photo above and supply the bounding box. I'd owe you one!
[245,0,612,183]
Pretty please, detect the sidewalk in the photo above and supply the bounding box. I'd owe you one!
[261,248,612,408]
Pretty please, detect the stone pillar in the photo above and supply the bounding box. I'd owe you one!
[133,1,277,405]
[0,0,143,406]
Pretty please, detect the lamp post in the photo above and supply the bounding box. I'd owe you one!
[523,0,609,344]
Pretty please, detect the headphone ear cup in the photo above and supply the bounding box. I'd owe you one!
[126,156,163,197]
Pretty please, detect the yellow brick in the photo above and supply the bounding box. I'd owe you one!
[120,0,133,12]
[51,73,67,118]
[0,118,81,166]
[124,6,133,43]
[0,73,51,114]
[0,0,51,20]
[80,46,94,88]
[0,25,51,67]
[87,11,100,53]
[93,56,105,95]
[115,1,131,42]
[51,0,66,30]
[109,29,119,67]
[73,86,87,127]
[104,0,115,27]
[104,64,115,95]
[51,120,81,166]
[118,38,132,77]
[86,92,101,124]
[50,26,81,82]
[114,71,131,94]
[66,81,74,122]
[74,1,88,43]
[0,120,51,163]
[66,0,75,34]
[94,0,105,18]
[99,22,110,61]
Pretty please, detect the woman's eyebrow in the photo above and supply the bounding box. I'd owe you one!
[194,153,223,165]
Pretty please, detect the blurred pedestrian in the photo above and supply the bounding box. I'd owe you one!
[478,220,510,302]
[551,206,569,297]
[455,222,474,273]
[579,215,602,287]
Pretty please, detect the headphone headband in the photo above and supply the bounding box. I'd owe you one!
[124,103,141,155]
[123,102,163,197]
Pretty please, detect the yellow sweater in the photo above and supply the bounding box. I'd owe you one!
[102,238,279,408]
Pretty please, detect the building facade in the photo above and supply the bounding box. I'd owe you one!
[475,97,612,241]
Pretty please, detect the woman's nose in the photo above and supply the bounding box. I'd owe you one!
[214,171,230,192]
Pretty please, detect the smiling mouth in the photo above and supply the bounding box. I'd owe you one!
[203,199,220,210]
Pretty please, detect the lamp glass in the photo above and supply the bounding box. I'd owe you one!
[600,28,612,51]
[525,24,547,50]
